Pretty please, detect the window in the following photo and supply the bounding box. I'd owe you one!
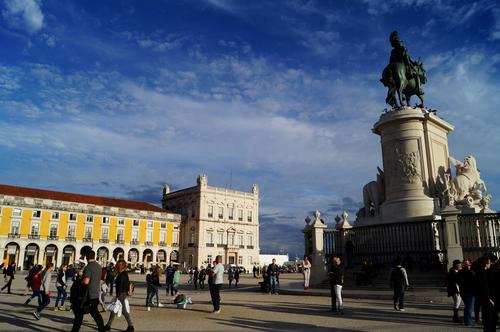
[161,222,166,229]
[118,218,124,225]
[238,209,243,221]
[218,207,224,219]
[13,208,22,217]
[10,220,20,235]
[117,229,124,241]
[102,217,110,224]
[228,208,234,220]
[147,231,152,242]
[30,223,39,235]
[238,235,244,246]
[189,232,195,243]
[208,206,213,218]
[191,207,195,218]
[248,235,253,246]
[67,224,76,238]
[101,227,109,240]
[247,211,253,222]
[218,232,224,244]
[49,224,58,237]
[69,213,77,221]
[84,226,92,239]
[238,256,243,265]
[206,232,213,244]
[249,256,253,264]
[51,211,60,220]
[133,219,139,227]
[32,210,41,218]
[160,232,166,243]
[0,207,2,215]
[147,220,153,228]
[207,255,213,264]
[132,230,138,241]
[173,231,179,244]
[229,233,235,245]
[86,215,94,223]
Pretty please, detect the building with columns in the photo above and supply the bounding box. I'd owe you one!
[162,175,259,271]
[0,184,181,270]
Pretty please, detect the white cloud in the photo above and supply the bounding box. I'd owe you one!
[2,0,44,34]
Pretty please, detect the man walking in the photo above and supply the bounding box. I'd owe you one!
[267,259,280,295]
[1,263,15,293]
[390,258,409,312]
[164,262,176,296]
[209,255,224,314]
[71,250,105,332]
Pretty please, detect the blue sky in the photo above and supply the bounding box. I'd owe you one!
[1,0,499,258]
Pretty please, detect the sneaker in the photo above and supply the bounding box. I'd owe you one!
[33,312,40,320]
[23,300,30,306]
[147,306,151,311]
[157,302,164,307]
[213,309,221,314]
[399,308,405,312]
[54,307,59,311]
[59,306,66,311]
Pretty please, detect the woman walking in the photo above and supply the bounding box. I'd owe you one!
[105,260,134,332]
[33,263,55,320]
[303,256,312,290]
[146,266,163,311]
[54,264,68,311]
[328,256,345,315]
[24,265,42,305]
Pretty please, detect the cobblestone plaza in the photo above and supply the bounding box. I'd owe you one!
[0,273,475,331]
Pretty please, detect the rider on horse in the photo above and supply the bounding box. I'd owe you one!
[388,31,423,96]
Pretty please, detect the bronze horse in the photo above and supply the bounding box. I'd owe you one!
[381,62,426,108]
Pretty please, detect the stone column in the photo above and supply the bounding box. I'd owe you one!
[373,107,454,222]
[18,247,26,270]
[309,211,327,286]
[441,205,463,268]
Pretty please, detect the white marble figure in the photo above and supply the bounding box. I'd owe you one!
[448,156,491,209]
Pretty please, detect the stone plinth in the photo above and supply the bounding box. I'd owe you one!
[373,107,454,223]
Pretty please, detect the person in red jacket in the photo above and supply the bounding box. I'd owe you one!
[24,265,43,305]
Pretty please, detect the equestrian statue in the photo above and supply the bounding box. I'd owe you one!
[380,31,426,108]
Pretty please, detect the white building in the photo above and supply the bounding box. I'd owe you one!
[162,175,259,271]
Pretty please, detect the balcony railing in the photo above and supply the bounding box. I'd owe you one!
[131,239,139,245]
[145,241,153,246]
[172,242,179,247]
[159,241,166,246]
[247,245,254,249]
[239,245,245,249]
[66,236,76,241]
[47,235,59,241]
[206,243,214,247]
[83,237,93,243]
[116,239,124,244]
[29,234,40,239]
[8,233,20,238]
[100,239,109,243]
[217,244,225,248]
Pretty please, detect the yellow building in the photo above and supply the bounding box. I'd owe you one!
[0,184,181,270]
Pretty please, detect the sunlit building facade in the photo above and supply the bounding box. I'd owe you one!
[0,184,181,270]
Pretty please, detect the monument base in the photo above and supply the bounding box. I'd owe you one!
[380,196,438,223]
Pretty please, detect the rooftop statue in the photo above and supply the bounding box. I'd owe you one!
[380,31,426,109]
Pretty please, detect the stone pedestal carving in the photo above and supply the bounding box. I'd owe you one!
[373,107,454,223]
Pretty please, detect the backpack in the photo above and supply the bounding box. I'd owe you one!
[391,267,404,287]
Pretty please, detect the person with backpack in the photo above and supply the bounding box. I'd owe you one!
[447,259,462,323]
[71,250,106,332]
[54,264,68,311]
[105,259,134,332]
[33,263,54,320]
[390,258,409,312]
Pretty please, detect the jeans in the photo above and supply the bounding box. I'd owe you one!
[106,280,114,296]
[463,294,475,326]
[146,287,159,306]
[393,286,405,309]
[303,269,311,288]
[269,276,278,294]
[55,286,67,307]
[1,276,13,293]
[166,282,175,295]
[107,294,133,328]
[330,284,343,311]
[210,283,222,311]
[71,298,105,332]
[36,292,51,314]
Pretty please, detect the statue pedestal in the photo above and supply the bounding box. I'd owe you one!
[373,107,454,223]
